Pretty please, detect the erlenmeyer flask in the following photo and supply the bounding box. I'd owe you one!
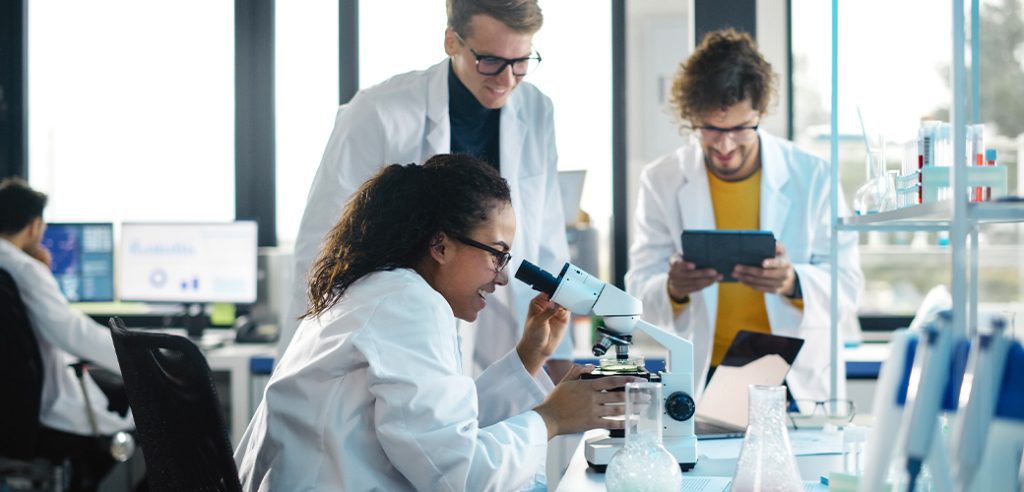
[731,385,803,492]
[606,382,682,492]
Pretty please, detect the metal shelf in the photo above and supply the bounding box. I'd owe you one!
[838,202,952,231]
[970,200,1024,223]
[836,200,1024,232]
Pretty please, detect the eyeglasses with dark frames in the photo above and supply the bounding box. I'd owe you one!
[451,233,512,273]
[787,399,855,430]
[453,31,542,77]
[695,122,760,143]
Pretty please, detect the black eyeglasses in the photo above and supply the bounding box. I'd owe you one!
[451,233,512,273]
[454,32,541,77]
[695,122,760,143]
[787,399,855,430]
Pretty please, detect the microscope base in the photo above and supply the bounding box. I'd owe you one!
[583,434,698,472]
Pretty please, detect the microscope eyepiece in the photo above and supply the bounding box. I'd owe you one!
[514,260,560,296]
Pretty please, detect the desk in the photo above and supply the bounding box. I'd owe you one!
[205,341,276,444]
[555,430,840,491]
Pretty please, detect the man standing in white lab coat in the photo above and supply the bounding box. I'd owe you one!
[0,177,134,490]
[625,29,863,402]
[283,0,572,379]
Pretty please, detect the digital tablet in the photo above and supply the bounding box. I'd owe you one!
[681,230,776,282]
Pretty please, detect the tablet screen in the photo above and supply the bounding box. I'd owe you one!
[681,230,776,282]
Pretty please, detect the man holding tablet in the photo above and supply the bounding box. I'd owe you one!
[625,29,863,402]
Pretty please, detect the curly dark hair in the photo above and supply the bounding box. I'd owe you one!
[304,153,512,319]
[669,28,777,126]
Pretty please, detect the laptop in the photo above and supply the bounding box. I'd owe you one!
[694,330,804,439]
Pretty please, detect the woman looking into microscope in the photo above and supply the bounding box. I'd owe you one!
[235,153,635,491]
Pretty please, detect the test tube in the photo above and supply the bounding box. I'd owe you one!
[968,124,985,202]
[918,121,941,203]
[985,149,997,201]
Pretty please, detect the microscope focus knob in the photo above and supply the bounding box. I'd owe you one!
[665,391,696,421]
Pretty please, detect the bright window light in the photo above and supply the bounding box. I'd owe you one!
[27,1,235,223]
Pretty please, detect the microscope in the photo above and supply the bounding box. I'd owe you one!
[515,261,698,471]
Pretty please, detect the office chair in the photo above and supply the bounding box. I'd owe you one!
[1,268,137,492]
[0,268,44,460]
[0,267,63,491]
[108,316,242,492]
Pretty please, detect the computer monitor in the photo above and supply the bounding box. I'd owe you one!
[41,222,115,302]
[118,222,258,304]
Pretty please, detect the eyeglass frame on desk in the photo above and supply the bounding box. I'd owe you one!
[787,398,856,430]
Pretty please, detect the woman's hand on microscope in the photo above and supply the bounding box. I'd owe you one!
[517,293,570,376]
[534,364,640,440]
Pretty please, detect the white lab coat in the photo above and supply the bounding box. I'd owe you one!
[625,132,863,401]
[236,268,553,491]
[0,238,133,435]
[281,60,571,374]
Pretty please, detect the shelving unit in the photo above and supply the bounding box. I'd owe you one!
[838,201,1024,230]
[827,0,1002,400]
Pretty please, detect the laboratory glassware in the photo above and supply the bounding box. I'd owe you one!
[731,384,803,492]
[605,382,683,492]
[854,146,896,215]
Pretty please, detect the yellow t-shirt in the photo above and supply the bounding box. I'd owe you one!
[707,168,772,366]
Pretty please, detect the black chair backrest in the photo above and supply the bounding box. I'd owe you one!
[0,268,44,459]
[108,317,241,492]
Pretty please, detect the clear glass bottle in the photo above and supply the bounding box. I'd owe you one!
[731,385,803,492]
[606,382,682,492]
[854,146,897,215]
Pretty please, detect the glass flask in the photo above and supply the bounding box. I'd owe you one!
[731,385,803,492]
[854,147,897,215]
[606,382,682,492]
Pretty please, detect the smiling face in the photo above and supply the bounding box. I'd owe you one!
[431,202,516,321]
[696,99,762,182]
[445,15,534,109]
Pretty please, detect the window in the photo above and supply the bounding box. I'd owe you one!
[529,1,613,279]
[28,1,234,223]
[358,1,447,88]
[792,0,1024,315]
[275,0,340,245]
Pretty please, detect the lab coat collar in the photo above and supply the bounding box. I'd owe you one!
[757,131,792,235]
[676,137,715,230]
[423,59,528,182]
[675,132,793,234]
[425,60,452,157]
[498,82,527,182]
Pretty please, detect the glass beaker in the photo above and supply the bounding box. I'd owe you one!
[854,148,896,215]
[605,382,682,492]
[731,385,803,492]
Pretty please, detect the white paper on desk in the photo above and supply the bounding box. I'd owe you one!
[697,431,842,459]
[789,429,843,456]
[697,438,744,460]
[696,354,790,429]
[681,477,731,491]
